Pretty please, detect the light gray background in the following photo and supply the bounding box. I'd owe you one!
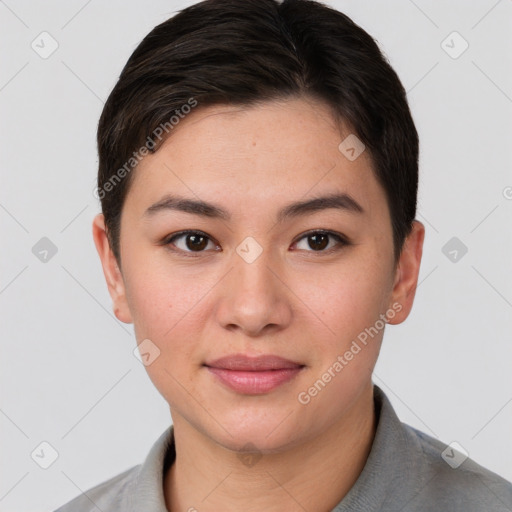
[1,1,511,510]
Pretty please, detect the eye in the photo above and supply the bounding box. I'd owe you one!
[162,229,349,257]
[292,230,349,253]
[164,230,219,255]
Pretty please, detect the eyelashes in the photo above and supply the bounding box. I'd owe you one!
[164,230,219,255]
[292,230,348,253]
[162,229,351,258]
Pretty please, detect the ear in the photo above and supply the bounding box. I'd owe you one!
[92,213,133,324]
[386,220,425,325]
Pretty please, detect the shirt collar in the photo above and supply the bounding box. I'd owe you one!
[129,384,424,511]
[331,385,428,511]
[130,422,175,511]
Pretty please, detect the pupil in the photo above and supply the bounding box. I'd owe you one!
[309,233,328,251]
[187,234,207,251]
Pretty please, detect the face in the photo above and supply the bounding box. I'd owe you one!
[93,97,424,453]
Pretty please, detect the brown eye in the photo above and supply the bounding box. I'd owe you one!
[184,233,208,251]
[307,233,329,251]
[293,230,348,253]
[165,231,217,254]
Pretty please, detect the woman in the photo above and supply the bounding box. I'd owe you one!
[55,0,512,510]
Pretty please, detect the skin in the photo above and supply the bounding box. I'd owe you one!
[93,96,424,512]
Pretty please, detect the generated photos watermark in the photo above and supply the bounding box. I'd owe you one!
[297,301,403,405]
[93,97,198,200]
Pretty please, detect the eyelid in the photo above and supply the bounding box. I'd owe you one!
[164,229,213,242]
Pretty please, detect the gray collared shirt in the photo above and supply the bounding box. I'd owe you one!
[54,385,512,511]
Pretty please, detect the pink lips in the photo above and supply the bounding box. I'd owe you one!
[204,354,305,394]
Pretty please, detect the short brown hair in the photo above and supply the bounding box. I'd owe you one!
[97,0,419,267]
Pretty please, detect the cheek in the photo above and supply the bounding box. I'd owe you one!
[292,264,388,421]
[295,258,392,347]
[124,269,207,404]
[124,263,205,337]
[123,264,219,376]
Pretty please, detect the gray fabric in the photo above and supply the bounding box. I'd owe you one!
[54,385,512,511]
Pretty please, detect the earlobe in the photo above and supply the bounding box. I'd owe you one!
[92,213,133,324]
[386,220,425,325]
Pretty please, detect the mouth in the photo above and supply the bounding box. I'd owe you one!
[203,354,305,394]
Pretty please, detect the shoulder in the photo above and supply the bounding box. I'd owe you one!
[53,425,174,512]
[53,464,140,512]
[403,423,512,510]
[356,386,512,512]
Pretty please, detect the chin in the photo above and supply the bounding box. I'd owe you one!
[204,407,307,454]
[219,426,301,455]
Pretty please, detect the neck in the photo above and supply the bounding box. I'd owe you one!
[164,383,376,512]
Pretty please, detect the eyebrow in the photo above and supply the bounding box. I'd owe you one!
[143,192,364,222]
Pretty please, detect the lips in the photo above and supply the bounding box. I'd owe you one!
[204,354,305,394]
[204,354,304,371]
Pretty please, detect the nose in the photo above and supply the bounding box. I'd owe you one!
[214,246,293,337]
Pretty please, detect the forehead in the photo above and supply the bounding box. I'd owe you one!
[125,98,386,220]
